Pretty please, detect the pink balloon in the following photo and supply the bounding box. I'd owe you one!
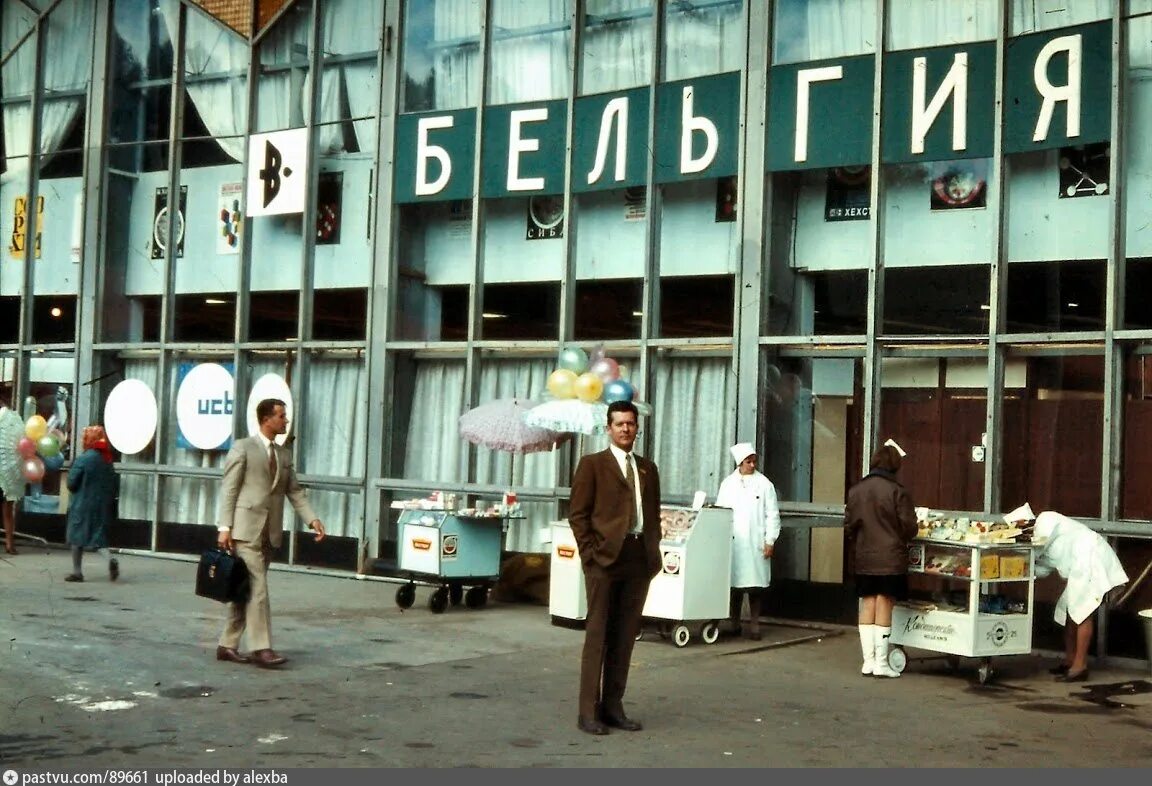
[588,343,606,365]
[21,456,45,483]
[590,357,619,383]
[17,437,37,458]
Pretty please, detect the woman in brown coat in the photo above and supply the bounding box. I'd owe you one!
[844,443,918,678]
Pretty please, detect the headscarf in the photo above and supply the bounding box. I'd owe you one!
[82,425,114,463]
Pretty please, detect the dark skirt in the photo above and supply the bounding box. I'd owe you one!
[854,573,909,600]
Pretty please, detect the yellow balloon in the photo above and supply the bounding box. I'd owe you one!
[547,368,578,399]
[574,372,604,403]
[24,414,48,441]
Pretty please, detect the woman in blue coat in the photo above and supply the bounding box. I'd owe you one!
[65,425,119,582]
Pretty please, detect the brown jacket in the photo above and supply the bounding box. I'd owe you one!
[844,469,917,575]
[568,449,662,577]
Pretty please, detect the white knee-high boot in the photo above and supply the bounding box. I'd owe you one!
[858,624,876,676]
[873,625,900,678]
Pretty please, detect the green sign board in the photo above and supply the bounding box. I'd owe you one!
[881,42,996,163]
[480,100,568,198]
[653,71,741,182]
[571,87,650,193]
[767,55,874,171]
[393,109,476,203]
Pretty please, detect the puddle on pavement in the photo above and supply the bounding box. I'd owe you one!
[368,661,410,670]
[159,685,216,699]
[449,691,488,699]
[1072,679,1152,709]
[64,597,99,602]
[405,742,435,749]
[368,638,396,644]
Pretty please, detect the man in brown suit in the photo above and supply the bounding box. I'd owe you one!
[215,398,325,668]
[568,400,661,735]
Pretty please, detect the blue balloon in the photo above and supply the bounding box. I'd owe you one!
[603,379,634,403]
[43,454,65,472]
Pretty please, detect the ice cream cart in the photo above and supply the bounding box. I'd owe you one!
[378,504,519,613]
[548,506,733,647]
[888,518,1042,684]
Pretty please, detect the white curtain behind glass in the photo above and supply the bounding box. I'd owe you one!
[403,360,467,483]
[775,0,874,63]
[488,0,570,104]
[117,360,160,522]
[434,0,482,109]
[161,0,247,161]
[651,357,734,499]
[1011,0,1113,35]
[321,0,382,153]
[664,0,743,81]
[299,354,366,536]
[582,0,653,94]
[0,0,93,164]
[256,14,307,134]
[887,0,998,50]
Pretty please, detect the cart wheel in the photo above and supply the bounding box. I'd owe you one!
[977,661,993,685]
[888,646,907,673]
[449,584,464,606]
[672,625,691,648]
[395,583,416,609]
[700,622,720,645]
[428,587,449,614]
[464,586,488,609]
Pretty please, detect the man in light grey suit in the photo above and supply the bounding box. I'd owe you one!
[215,398,325,668]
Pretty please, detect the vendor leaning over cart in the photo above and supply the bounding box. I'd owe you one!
[715,442,781,641]
[1007,505,1128,683]
[844,441,918,679]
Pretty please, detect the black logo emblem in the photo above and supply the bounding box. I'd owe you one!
[259,140,293,208]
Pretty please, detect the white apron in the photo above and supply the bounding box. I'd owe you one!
[1034,511,1128,625]
[715,470,781,589]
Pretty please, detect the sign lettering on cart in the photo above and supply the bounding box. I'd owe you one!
[411,538,432,551]
[556,544,576,560]
[661,550,681,575]
[903,614,958,643]
[441,534,458,561]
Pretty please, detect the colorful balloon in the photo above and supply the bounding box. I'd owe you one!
[43,454,65,472]
[557,346,589,375]
[546,368,578,399]
[24,414,47,441]
[37,433,61,458]
[17,437,37,458]
[574,372,604,403]
[589,357,619,383]
[21,456,45,483]
[603,379,635,403]
[588,343,606,365]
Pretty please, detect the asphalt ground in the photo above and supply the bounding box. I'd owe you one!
[2,547,1152,769]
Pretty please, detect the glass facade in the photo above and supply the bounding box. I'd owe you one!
[2,0,1149,655]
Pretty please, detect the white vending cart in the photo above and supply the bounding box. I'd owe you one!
[889,536,1040,684]
[548,506,733,647]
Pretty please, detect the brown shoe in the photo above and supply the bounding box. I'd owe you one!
[251,649,288,668]
[216,646,250,664]
[577,716,610,735]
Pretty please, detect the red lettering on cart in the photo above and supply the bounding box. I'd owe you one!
[557,545,576,559]
[412,538,432,551]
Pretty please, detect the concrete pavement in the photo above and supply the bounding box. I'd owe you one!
[2,547,1152,768]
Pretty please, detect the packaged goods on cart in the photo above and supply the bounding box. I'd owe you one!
[915,509,1027,543]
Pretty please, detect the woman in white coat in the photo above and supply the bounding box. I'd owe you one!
[1010,506,1128,682]
[715,443,781,640]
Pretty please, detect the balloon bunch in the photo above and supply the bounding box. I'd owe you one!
[545,344,639,406]
[16,414,66,483]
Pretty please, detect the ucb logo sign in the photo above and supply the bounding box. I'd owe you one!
[176,362,236,451]
[247,128,309,217]
[198,391,234,416]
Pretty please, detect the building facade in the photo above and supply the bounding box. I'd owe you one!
[3,0,1151,656]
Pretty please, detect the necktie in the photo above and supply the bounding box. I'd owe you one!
[625,454,639,533]
[267,443,277,484]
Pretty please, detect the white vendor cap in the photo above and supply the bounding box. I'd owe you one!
[730,442,756,465]
[1004,502,1035,524]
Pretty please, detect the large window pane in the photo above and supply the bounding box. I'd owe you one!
[773,0,876,64]
[395,203,472,341]
[664,0,742,80]
[488,0,571,104]
[651,352,733,498]
[886,0,997,50]
[110,0,175,144]
[179,4,247,162]
[581,0,653,94]
[256,3,311,133]
[1010,0,1112,35]
[1005,260,1105,333]
[401,0,481,112]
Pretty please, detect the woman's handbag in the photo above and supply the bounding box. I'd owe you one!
[195,547,251,604]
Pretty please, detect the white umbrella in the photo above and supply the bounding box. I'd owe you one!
[523,399,609,436]
[459,398,566,454]
[0,407,26,499]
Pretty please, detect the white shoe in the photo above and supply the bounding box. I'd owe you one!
[873,626,900,678]
[858,624,875,676]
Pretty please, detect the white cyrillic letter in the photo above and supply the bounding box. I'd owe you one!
[681,86,718,174]
[795,66,843,163]
[415,116,454,196]
[587,97,629,185]
[508,108,548,191]
[1033,34,1081,142]
[911,53,968,155]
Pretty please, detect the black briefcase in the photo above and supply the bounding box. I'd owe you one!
[195,548,251,604]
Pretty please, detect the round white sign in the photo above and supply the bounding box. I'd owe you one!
[175,363,235,450]
[103,379,158,456]
[246,373,294,446]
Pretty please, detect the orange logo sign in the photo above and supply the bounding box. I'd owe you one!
[412,538,432,551]
[557,545,576,559]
